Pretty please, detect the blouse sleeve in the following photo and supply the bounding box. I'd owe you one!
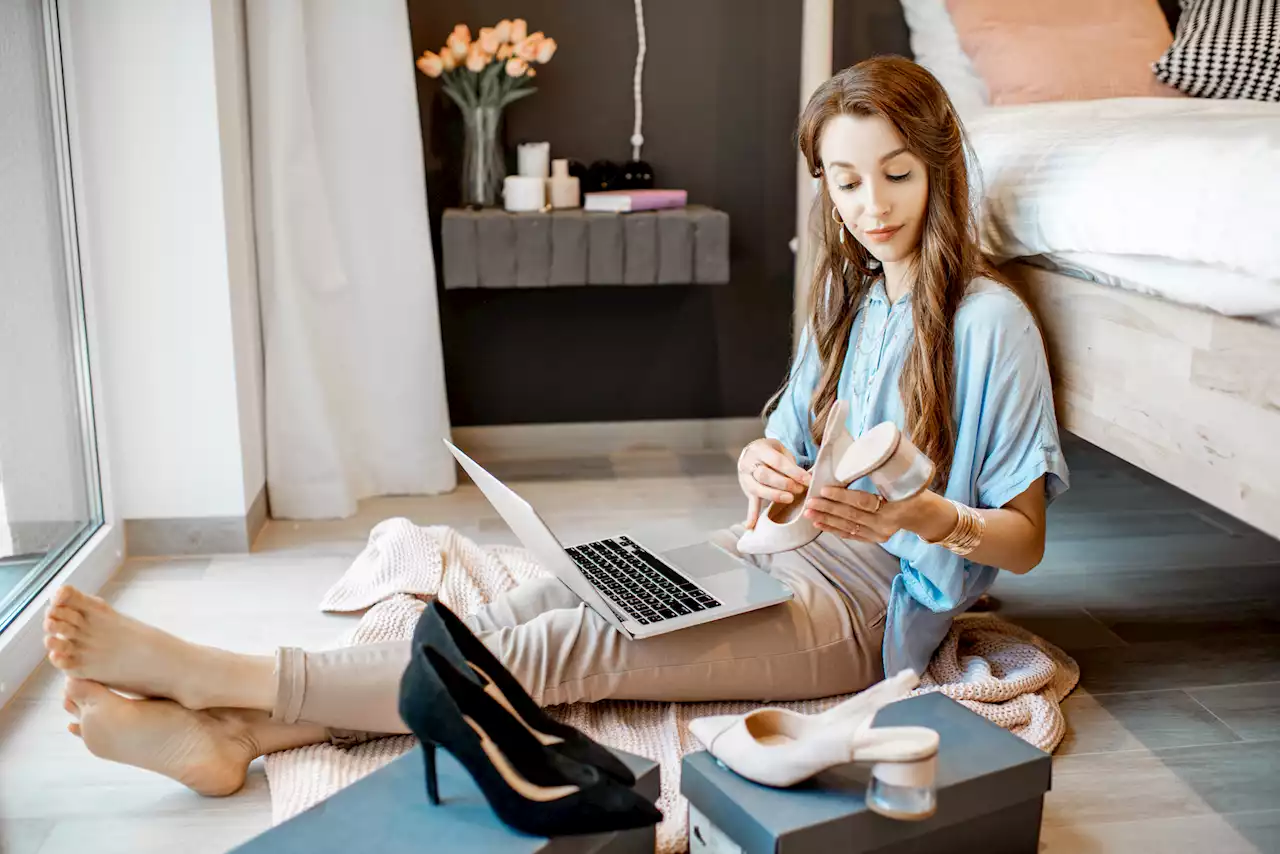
[888,288,1069,614]
[969,304,1069,510]
[763,326,820,468]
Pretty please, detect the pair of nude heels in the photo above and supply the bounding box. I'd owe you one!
[736,400,935,556]
[687,669,939,820]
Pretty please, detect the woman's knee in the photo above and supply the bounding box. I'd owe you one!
[480,602,617,705]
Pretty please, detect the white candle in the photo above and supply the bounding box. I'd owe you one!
[503,175,545,212]
[517,142,551,179]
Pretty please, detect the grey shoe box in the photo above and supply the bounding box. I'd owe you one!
[233,745,659,854]
[683,693,1051,854]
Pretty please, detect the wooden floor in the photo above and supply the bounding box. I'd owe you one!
[2,433,1279,853]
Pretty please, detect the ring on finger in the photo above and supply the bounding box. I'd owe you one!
[851,522,860,538]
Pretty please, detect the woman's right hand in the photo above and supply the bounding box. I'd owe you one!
[738,438,812,530]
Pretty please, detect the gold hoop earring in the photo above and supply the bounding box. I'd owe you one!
[831,206,846,244]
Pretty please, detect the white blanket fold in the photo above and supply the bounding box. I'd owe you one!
[267,520,1078,854]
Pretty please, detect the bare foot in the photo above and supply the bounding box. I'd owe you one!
[63,677,256,796]
[43,586,253,710]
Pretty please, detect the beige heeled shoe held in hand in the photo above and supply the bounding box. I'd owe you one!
[736,402,935,556]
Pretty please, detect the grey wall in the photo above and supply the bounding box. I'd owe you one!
[409,0,911,427]
[410,1,800,427]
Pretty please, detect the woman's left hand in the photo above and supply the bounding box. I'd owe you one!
[803,486,932,544]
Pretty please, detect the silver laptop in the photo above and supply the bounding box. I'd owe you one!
[444,439,792,640]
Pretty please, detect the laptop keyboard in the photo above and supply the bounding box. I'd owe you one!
[564,536,722,626]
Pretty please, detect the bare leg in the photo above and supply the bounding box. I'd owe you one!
[44,586,276,712]
[63,677,329,796]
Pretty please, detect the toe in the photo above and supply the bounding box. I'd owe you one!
[68,722,82,737]
[44,615,80,639]
[48,602,86,627]
[45,635,78,664]
[51,586,75,608]
[65,677,110,706]
[60,586,105,618]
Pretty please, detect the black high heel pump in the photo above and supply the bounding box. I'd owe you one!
[417,599,636,785]
[398,643,661,836]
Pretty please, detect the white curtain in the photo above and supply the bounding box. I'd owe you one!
[246,0,455,519]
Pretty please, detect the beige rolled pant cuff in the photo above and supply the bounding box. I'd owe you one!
[270,528,899,740]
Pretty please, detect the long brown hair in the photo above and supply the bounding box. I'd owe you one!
[767,56,1001,487]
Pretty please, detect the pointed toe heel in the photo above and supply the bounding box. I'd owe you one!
[399,640,660,837]
[419,600,636,786]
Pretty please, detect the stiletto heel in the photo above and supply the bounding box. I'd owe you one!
[417,600,636,785]
[398,641,661,836]
[423,739,440,806]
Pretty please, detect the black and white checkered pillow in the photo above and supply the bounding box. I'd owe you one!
[1153,0,1280,101]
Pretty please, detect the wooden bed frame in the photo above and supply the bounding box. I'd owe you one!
[1003,262,1280,541]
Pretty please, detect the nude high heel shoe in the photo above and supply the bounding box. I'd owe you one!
[735,401,935,556]
[687,669,919,740]
[687,670,938,820]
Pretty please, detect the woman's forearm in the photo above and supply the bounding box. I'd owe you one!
[904,488,1046,574]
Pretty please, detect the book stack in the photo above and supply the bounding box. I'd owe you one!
[583,189,687,213]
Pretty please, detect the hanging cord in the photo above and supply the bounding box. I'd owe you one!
[631,0,647,161]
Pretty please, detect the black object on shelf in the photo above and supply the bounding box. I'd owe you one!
[621,160,654,189]
[585,160,624,193]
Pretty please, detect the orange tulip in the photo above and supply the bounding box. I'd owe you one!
[515,33,543,62]
[466,42,489,72]
[446,25,470,60]
[416,51,444,78]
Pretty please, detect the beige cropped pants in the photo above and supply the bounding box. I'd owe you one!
[271,528,899,737]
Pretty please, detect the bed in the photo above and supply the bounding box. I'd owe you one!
[1005,262,1280,540]
[958,96,1280,540]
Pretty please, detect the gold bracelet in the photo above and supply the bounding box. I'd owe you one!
[930,499,986,556]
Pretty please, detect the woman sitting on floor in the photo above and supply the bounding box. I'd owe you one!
[42,56,1066,795]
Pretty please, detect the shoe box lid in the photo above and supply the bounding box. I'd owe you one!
[233,744,658,854]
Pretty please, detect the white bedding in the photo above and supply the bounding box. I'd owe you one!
[1027,251,1280,326]
[965,98,1280,283]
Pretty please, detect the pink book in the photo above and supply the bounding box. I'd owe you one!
[583,189,688,213]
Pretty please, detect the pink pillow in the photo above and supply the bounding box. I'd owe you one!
[944,0,1183,104]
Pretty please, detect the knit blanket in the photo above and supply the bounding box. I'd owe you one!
[265,519,1079,853]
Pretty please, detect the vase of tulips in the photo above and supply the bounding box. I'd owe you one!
[416,19,558,208]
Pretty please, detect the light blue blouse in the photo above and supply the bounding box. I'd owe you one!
[765,277,1069,676]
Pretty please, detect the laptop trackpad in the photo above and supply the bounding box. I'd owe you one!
[659,541,746,579]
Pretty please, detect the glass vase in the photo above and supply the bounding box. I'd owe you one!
[461,105,504,208]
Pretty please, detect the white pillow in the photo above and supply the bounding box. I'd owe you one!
[899,0,989,121]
